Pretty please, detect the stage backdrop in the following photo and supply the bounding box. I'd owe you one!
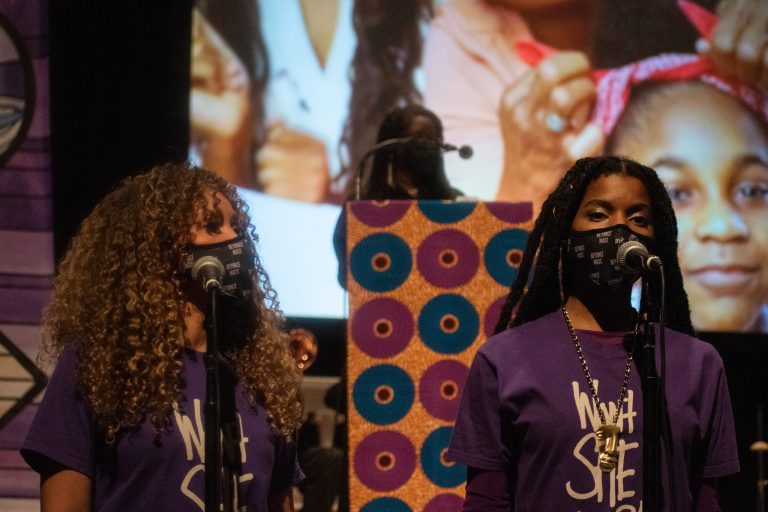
[345,200,533,511]
[0,1,52,511]
[190,0,768,337]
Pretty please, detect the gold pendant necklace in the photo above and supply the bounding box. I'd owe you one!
[562,306,637,472]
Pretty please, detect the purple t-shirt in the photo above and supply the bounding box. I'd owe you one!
[449,310,739,511]
[21,346,302,511]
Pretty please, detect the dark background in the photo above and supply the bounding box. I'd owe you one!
[48,2,767,510]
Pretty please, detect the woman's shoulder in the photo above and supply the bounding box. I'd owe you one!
[663,326,725,371]
[479,310,563,359]
[46,343,81,381]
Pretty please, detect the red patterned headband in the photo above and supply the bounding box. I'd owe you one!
[515,0,768,134]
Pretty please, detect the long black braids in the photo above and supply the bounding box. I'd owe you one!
[494,156,694,336]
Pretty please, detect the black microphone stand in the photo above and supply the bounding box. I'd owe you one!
[639,259,668,512]
[640,274,661,512]
[204,286,222,512]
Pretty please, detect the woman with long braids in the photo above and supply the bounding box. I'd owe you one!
[449,156,739,510]
[334,104,462,289]
[21,162,303,511]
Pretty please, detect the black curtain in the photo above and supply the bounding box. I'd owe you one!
[49,1,192,260]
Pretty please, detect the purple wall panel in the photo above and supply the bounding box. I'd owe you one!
[0,0,51,503]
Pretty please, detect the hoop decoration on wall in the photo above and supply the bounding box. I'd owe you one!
[0,11,35,169]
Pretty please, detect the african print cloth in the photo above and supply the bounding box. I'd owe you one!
[345,200,533,511]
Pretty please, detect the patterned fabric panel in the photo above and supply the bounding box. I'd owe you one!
[346,200,532,511]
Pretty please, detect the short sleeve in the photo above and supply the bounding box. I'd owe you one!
[448,351,509,471]
[20,346,96,479]
[270,433,304,495]
[700,354,740,479]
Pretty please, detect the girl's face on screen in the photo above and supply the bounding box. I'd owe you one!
[613,83,768,332]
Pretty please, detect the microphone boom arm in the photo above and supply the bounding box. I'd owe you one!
[354,137,414,200]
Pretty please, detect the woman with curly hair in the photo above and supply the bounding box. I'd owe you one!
[21,162,303,511]
[449,156,739,510]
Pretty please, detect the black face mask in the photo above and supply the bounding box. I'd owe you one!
[181,235,256,301]
[181,235,258,348]
[395,139,443,186]
[565,224,655,289]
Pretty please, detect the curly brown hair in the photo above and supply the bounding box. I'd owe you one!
[42,161,302,441]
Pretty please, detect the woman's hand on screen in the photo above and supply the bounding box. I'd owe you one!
[699,0,768,89]
[190,9,254,187]
[256,121,331,203]
[497,51,604,211]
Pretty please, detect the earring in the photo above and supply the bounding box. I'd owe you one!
[386,161,394,187]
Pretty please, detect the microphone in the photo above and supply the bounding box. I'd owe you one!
[440,143,473,159]
[191,255,225,291]
[353,137,472,199]
[617,240,661,274]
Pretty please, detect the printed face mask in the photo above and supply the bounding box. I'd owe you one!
[181,235,258,348]
[565,224,655,289]
[182,234,256,299]
[181,235,256,304]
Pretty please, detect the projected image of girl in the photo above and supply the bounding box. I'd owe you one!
[594,0,768,333]
[423,0,767,214]
[608,79,768,333]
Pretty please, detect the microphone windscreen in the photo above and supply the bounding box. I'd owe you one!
[617,240,647,272]
[191,255,225,281]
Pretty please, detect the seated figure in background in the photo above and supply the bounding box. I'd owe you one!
[334,104,463,288]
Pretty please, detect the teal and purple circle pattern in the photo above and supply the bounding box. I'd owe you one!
[424,494,463,512]
[351,233,412,292]
[484,229,529,286]
[351,201,411,227]
[485,201,533,223]
[419,201,476,223]
[355,430,416,492]
[417,229,479,288]
[360,497,412,512]
[418,294,479,354]
[353,364,414,425]
[420,426,466,488]
[419,360,469,421]
[352,298,414,359]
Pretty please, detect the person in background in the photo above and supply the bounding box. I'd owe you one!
[333,104,462,288]
[287,326,345,512]
[21,162,303,511]
[450,156,739,510]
